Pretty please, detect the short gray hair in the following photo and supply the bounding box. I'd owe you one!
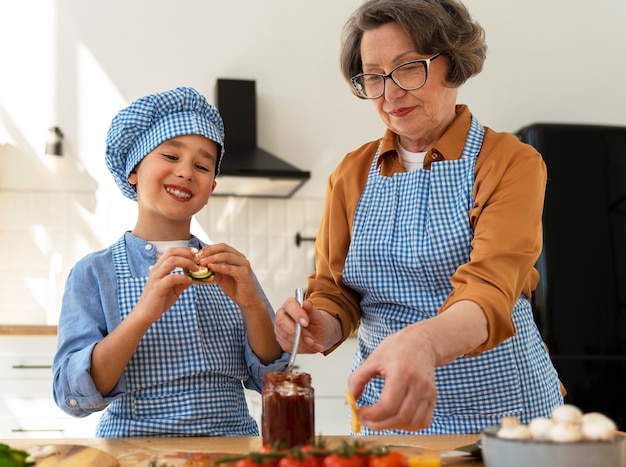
[340,0,487,96]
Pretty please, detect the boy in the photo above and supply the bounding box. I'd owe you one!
[52,87,288,437]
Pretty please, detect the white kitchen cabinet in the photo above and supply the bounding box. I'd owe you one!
[0,331,100,438]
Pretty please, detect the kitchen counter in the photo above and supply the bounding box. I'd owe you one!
[5,434,482,466]
[0,325,57,336]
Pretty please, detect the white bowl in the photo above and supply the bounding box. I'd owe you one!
[481,425,625,467]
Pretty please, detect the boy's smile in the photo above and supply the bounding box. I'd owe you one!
[165,185,193,200]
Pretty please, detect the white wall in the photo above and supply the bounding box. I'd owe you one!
[3,0,624,196]
[460,1,626,132]
[1,0,625,321]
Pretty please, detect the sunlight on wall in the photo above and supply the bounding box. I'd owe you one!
[216,198,248,233]
[0,127,11,146]
[29,225,53,257]
[0,1,56,155]
[0,8,129,323]
[0,2,323,324]
[47,252,63,324]
[27,226,63,324]
[76,42,126,178]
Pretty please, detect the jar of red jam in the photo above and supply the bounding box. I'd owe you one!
[262,372,315,448]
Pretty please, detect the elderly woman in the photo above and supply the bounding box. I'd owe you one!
[274,0,564,435]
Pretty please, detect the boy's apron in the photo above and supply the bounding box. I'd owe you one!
[96,236,258,437]
[343,117,563,434]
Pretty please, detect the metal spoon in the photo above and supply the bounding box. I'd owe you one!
[286,287,305,373]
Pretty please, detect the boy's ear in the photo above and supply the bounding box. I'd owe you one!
[128,171,138,185]
[205,180,217,206]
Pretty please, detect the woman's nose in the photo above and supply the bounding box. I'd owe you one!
[384,77,406,100]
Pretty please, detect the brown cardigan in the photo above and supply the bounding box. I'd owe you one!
[308,105,547,357]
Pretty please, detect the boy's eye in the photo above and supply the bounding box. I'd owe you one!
[195,163,210,172]
[162,153,178,161]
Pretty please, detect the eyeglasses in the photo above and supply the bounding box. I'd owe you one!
[350,53,442,99]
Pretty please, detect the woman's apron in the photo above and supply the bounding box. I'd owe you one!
[96,236,258,437]
[343,117,563,435]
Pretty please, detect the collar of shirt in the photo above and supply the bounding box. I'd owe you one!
[123,231,204,275]
[376,104,473,176]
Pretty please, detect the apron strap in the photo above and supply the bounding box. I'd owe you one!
[112,235,132,279]
[461,115,484,160]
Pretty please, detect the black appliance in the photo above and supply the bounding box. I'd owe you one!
[214,78,310,198]
[517,123,626,429]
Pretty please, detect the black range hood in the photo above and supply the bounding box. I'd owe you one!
[214,78,310,198]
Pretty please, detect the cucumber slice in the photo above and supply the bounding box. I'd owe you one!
[188,266,214,281]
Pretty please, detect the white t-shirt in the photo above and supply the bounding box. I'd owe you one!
[151,240,189,260]
[397,137,426,171]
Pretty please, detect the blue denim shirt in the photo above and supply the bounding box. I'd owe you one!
[52,232,288,422]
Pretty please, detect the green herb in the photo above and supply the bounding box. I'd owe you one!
[215,439,389,465]
[147,457,173,467]
[0,444,35,467]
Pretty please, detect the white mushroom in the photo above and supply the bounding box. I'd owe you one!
[494,406,617,444]
[497,416,532,440]
[27,445,59,459]
[549,422,583,442]
[528,416,554,440]
[551,404,583,425]
[581,412,617,441]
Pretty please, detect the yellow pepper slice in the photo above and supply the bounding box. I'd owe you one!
[344,389,361,434]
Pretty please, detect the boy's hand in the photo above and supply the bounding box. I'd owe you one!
[195,243,262,310]
[136,247,197,323]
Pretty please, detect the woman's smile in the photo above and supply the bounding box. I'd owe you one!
[388,105,415,118]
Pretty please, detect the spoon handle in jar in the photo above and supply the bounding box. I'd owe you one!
[286,288,305,373]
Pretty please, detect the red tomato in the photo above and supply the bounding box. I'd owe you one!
[322,453,367,467]
[234,447,282,467]
[278,455,320,467]
[352,445,371,467]
[235,459,269,467]
[300,444,321,454]
[369,452,409,467]
[300,443,329,465]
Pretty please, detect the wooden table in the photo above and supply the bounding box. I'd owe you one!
[6,434,483,466]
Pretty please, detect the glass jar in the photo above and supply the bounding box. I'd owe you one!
[262,372,315,448]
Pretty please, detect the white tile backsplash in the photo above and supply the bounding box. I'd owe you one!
[0,190,323,323]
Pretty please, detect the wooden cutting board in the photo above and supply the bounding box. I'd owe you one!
[31,444,119,467]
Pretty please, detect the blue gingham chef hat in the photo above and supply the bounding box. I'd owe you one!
[105,86,225,201]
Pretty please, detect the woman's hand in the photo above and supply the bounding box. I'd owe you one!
[347,301,488,431]
[274,297,342,354]
[347,324,439,432]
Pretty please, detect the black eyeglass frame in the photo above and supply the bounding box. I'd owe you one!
[350,53,443,99]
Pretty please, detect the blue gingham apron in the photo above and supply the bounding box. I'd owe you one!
[343,117,563,434]
[96,236,258,437]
